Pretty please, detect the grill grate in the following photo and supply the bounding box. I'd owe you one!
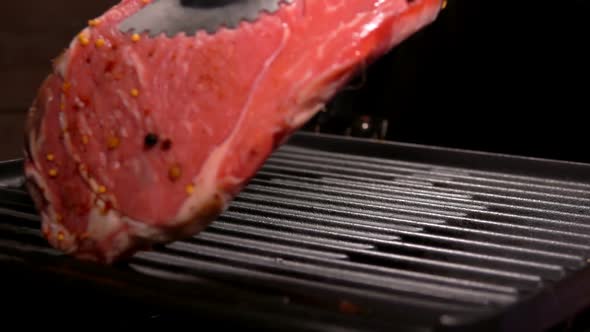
[2,132,590,330]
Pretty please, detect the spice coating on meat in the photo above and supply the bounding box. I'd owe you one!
[24,0,443,263]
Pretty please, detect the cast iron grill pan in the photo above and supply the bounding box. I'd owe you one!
[2,132,590,331]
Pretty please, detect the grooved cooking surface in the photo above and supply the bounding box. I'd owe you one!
[2,132,590,331]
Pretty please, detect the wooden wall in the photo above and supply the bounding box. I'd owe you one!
[0,1,119,159]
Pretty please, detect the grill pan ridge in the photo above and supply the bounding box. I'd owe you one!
[2,132,590,330]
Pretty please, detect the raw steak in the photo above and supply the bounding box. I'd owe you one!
[24,0,443,263]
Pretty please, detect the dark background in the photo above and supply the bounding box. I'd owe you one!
[1,0,590,162]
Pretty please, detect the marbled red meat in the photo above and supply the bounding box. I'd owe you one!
[24,0,443,263]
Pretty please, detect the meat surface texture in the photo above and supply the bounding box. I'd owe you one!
[24,0,443,263]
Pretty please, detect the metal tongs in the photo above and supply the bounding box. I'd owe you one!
[119,0,293,37]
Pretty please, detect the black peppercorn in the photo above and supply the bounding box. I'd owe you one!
[144,133,159,149]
